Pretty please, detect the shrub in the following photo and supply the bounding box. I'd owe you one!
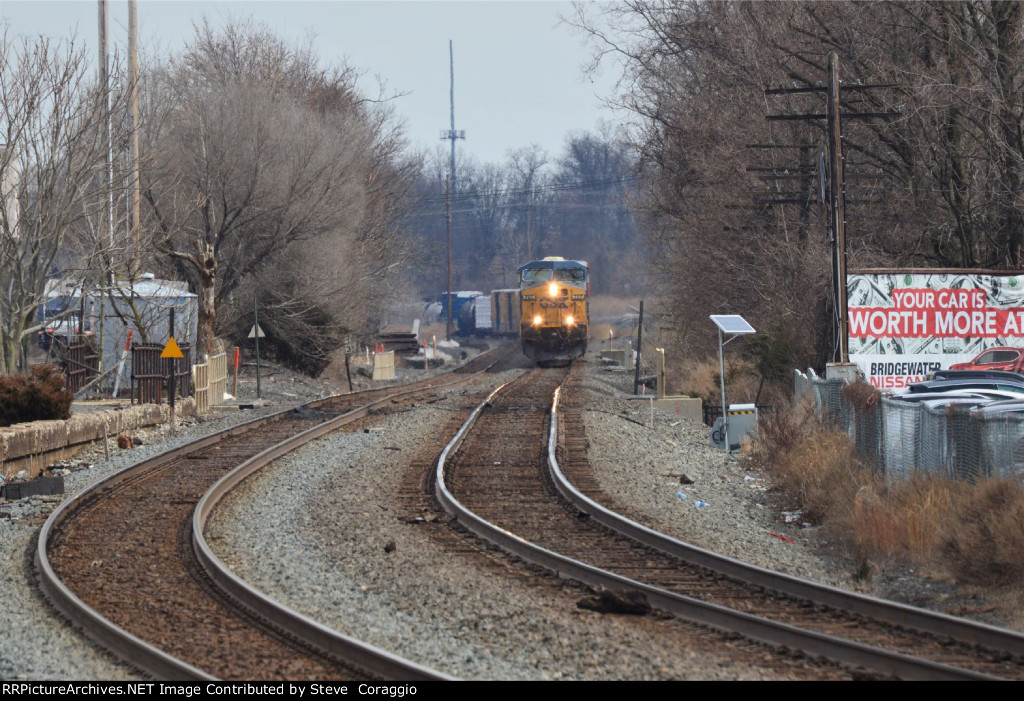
[753,393,1024,584]
[0,365,73,426]
[942,479,1024,586]
[676,355,790,409]
[751,408,868,526]
[847,473,961,562]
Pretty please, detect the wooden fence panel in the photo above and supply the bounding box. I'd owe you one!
[209,353,227,405]
[131,343,192,405]
[64,343,88,393]
[193,361,209,414]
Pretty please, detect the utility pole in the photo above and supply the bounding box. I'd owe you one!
[759,57,897,364]
[98,0,113,269]
[526,184,533,260]
[128,0,141,273]
[98,0,112,373]
[446,175,453,342]
[826,52,849,363]
[440,40,463,343]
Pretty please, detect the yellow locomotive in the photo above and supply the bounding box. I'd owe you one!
[518,257,589,364]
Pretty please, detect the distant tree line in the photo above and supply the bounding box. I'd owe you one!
[571,1,1024,371]
[407,125,641,299]
[0,19,416,375]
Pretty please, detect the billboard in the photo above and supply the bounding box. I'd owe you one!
[848,270,1024,389]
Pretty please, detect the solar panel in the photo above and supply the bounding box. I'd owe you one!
[710,314,755,335]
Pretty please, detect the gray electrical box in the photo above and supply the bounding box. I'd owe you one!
[709,403,758,452]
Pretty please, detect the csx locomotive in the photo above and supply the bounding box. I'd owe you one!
[518,257,589,364]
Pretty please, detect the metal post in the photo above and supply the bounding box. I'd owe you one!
[445,175,453,341]
[633,300,644,394]
[718,327,728,447]
[254,299,262,399]
[168,309,175,433]
[656,347,666,400]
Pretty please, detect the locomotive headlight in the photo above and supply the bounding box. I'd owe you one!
[566,316,574,326]
[548,283,558,297]
[533,315,543,326]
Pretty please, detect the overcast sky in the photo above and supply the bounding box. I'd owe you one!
[1,0,624,166]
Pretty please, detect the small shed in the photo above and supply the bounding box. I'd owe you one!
[86,274,198,387]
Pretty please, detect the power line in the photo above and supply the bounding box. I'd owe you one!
[411,174,638,209]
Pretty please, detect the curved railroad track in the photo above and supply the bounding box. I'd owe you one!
[435,362,1024,680]
[36,348,513,680]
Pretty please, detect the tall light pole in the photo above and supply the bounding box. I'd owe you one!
[128,0,141,273]
[440,40,464,342]
[98,0,113,372]
[445,175,453,341]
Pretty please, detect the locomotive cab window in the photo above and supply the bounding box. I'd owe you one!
[522,268,553,283]
[556,268,586,282]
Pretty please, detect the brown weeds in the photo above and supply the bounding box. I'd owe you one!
[754,395,1024,586]
[677,356,788,407]
[943,479,1024,586]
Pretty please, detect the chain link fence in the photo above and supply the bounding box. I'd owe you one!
[795,369,1024,482]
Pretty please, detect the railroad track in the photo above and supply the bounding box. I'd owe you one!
[435,363,1024,680]
[36,347,514,680]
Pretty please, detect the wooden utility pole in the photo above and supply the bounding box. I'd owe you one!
[760,57,897,364]
[827,52,849,363]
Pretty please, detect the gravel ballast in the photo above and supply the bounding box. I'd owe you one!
[0,363,346,681]
[1,353,1018,679]
[575,366,857,589]
[202,360,860,680]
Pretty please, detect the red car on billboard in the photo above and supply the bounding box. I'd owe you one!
[949,347,1024,373]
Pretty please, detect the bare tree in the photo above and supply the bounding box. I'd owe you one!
[0,28,129,374]
[568,1,1024,368]
[143,20,416,360]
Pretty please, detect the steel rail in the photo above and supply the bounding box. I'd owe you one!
[192,371,505,681]
[434,380,998,681]
[36,350,507,680]
[547,387,1024,658]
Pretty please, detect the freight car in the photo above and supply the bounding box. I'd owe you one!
[435,289,521,336]
[518,257,589,365]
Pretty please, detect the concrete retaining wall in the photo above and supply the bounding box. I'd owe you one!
[0,398,196,481]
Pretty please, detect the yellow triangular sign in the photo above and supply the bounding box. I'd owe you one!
[160,337,185,359]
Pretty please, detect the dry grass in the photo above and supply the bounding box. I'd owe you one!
[675,356,788,407]
[847,475,961,561]
[943,479,1024,586]
[751,404,869,526]
[752,398,1024,586]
